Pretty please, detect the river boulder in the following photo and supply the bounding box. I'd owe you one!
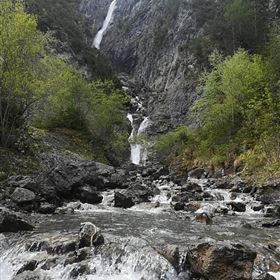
[75,185,103,204]
[12,270,51,280]
[188,168,210,179]
[0,209,34,232]
[227,202,246,212]
[78,222,104,248]
[114,191,135,208]
[188,242,257,280]
[11,187,36,204]
[35,155,127,203]
[254,273,277,280]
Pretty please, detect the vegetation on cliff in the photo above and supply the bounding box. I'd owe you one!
[156,0,280,180]
[0,0,129,176]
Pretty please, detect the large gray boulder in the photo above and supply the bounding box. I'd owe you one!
[11,188,36,204]
[114,183,159,208]
[0,209,34,232]
[35,155,127,203]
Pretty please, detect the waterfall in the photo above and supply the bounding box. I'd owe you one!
[92,0,117,49]
[127,113,150,166]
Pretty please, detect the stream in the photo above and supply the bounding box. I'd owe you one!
[1,177,280,280]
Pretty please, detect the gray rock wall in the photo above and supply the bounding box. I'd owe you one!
[80,0,202,133]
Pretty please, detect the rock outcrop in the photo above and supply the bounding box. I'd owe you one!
[188,242,257,280]
[80,0,200,134]
[0,208,34,232]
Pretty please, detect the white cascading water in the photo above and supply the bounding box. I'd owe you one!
[92,0,117,49]
[127,114,150,166]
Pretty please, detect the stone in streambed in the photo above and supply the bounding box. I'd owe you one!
[262,220,280,228]
[0,209,34,232]
[69,262,90,278]
[227,202,246,212]
[64,248,90,266]
[194,213,213,225]
[114,191,135,208]
[38,203,57,214]
[188,242,257,280]
[78,222,104,248]
[173,202,185,211]
[76,185,103,204]
[11,187,36,203]
[12,270,51,280]
[16,260,38,275]
[254,273,277,280]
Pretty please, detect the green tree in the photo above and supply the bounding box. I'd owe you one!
[193,50,268,161]
[0,0,47,147]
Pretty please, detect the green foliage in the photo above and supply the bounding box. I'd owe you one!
[35,72,130,164]
[0,0,48,147]
[155,126,190,162]
[192,50,271,161]
[25,0,115,80]
[161,44,280,177]
[189,0,270,64]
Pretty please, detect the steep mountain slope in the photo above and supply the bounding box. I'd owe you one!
[79,0,280,137]
[80,0,200,134]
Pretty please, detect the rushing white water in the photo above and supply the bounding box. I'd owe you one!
[127,114,150,165]
[92,0,117,49]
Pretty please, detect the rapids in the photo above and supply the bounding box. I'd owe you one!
[0,177,279,280]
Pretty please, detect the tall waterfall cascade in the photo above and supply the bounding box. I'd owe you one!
[92,0,117,49]
[127,97,151,166]
[127,114,151,166]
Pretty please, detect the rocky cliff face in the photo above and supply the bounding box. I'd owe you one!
[80,0,202,134]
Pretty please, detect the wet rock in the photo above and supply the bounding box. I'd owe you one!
[26,240,51,252]
[214,207,229,215]
[114,191,135,208]
[7,176,38,192]
[64,248,91,266]
[241,223,253,229]
[16,260,38,275]
[13,270,51,280]
[202,192,214,201]
[51,241,77,255]
[264,205,280,218]
[38,203,57,214]
[158,245,181,272]
[188,168,209,179]
[114,183,158,208]
[172,193,189,204]
[39,156,126,203]
[69,262,90,278]
[262,220,280,228]
[227,202,246,212]
[213,178,232,189]
[184,203,201,213]
[254,273,277,280]
[194,213,213,225]
[11,187,36,203]
[0,209,34,232]
[55,206,75,215]
[252,205,264,212]
[76,185,103,204]
[78,222,104,248]
[151,166,169,180]
[182,182,202,193]
[188,242,257,280]
[173,202,185,211]
[255,182,280,204]
[40,257,58,270]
